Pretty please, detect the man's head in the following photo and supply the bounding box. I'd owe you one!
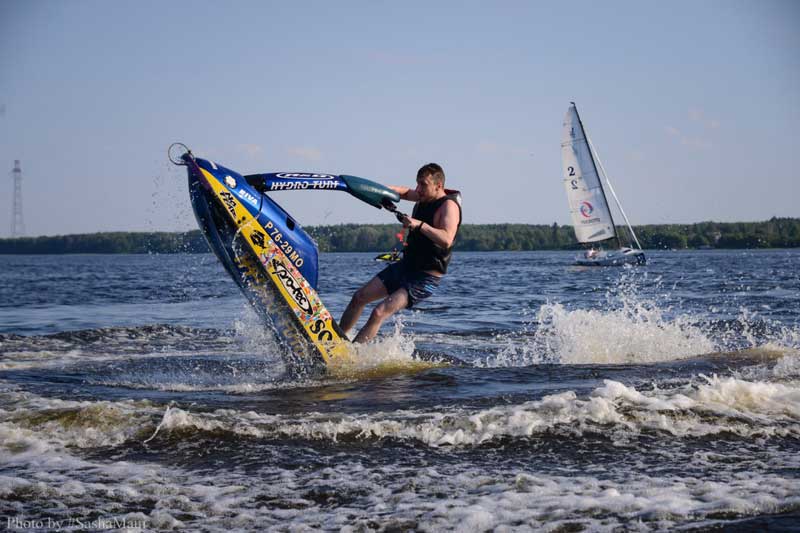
[415,163,445,202]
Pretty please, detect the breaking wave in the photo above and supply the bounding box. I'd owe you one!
[482,272,800,368]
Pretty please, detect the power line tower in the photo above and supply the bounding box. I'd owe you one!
[11,160,25,237]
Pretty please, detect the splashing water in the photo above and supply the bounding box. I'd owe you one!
[231,305,286,362]
[487,272,716,366]
[530,300,715,364]
[731,307,800,353]
[329,317,443,379]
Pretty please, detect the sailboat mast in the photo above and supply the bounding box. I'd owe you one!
[586,137,644,251]
[572,104,620,248]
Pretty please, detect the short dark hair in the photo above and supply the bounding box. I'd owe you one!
[417,163,445,186]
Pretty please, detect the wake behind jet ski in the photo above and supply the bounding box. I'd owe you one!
[169,143,401,375]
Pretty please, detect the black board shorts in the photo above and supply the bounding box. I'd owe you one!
[377,261,442,308]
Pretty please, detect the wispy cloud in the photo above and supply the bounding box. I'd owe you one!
[688,108,720,129]
[684,137,713,150]
[237,143,264,158]
[287,147,322,161]
[665,126,712,150]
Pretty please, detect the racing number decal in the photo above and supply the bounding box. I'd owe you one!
[310,319,334,341]
[568,167,579,189]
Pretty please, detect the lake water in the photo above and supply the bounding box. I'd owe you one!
[1,250,799,531]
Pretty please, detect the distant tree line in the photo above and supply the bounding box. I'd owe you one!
[0,218,798,254]
[0,232,207,254]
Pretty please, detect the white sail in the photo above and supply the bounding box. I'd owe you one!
[561,104,616,244]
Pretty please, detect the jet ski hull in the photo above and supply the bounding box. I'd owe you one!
[185,155,351,374]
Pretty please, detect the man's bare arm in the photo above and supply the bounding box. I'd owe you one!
[390,186,419,202]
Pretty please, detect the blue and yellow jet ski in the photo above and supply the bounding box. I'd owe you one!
[169,144,401,375]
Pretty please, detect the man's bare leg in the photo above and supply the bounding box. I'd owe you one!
[353,288,410,343]
[339,276,388,336]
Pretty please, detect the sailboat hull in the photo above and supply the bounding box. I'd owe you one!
[575,247,646,266]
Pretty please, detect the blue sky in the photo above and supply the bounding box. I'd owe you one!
[0,0,798,236]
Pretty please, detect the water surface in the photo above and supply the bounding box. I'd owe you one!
[1,250,799,531]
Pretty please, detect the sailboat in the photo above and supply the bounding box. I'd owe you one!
[561,103,646,266]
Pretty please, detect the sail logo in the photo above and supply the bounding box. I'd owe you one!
[580,201,594,218]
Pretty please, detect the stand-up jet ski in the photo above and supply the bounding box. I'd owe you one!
[169,144,403,375]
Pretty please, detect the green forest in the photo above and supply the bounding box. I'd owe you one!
[0,218,798,254]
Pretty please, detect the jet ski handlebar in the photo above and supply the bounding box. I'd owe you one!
[339,175,400,210]
[380,199,409,223]
[245,172,401,212]
[169,143,405,219]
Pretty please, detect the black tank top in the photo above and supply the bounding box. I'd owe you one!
[403,193,462,274]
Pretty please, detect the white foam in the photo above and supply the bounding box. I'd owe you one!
[0,391,260,531]
[2,384,799,531]
[692,373,800,419]
[5,358,799,457]
[0,349,100,371]
[0,389,160,454]
[128,372,800,451]
[2,455,797,532]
